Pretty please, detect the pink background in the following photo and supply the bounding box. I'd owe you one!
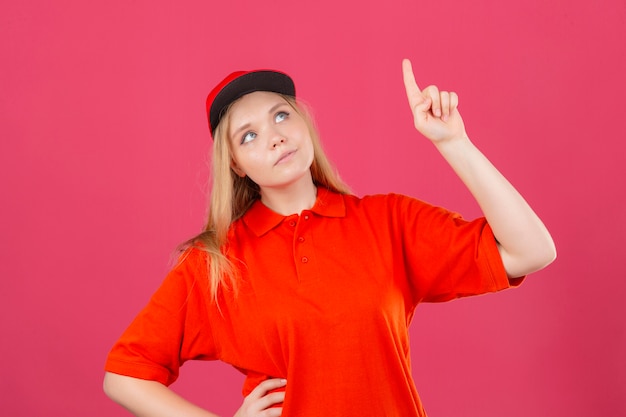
[2,0,625,416]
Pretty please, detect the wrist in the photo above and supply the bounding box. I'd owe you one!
[433,134,473,156]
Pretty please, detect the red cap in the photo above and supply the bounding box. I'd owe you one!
[206,69,295,137]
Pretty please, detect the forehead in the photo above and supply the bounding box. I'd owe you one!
[227,91,287,121]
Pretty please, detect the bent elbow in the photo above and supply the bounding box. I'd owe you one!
[501,238,557,278]
[540,236,558,268]
[530,241,557,275]
[103,372,116,401]
[103,372,127,404]
[547,243,557,265]
[527,233,557,273]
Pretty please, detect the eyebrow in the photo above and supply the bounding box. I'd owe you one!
[230,102,287,139]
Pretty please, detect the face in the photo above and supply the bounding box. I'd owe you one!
[227,91,315,192]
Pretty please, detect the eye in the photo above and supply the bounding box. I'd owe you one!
[275,111,289,123]
[241,131,257,144]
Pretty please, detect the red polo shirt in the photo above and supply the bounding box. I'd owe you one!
[105,188,521,416]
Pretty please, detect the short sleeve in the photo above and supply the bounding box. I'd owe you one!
[389,194,523,304]
[104,249,217,386]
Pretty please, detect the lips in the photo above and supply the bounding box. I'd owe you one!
[275,149,296,165]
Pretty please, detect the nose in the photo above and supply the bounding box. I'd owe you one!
[270,132,286,148]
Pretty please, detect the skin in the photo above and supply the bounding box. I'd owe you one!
[227,91,317,216]
[103,59,556,417]
[401,58,556,278]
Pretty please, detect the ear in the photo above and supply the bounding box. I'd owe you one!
[230,159,246,178]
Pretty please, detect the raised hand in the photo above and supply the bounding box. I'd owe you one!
[402,58,467,144]
[234,378,286,417]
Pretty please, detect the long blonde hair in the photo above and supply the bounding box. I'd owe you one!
[182,95,350,301]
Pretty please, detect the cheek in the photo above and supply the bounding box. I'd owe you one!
[300,128,315,161]
[234,149,266,174]
[293,120,312,145]
[306,142,315,166]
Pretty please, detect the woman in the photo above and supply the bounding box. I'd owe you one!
[103,59,556,416]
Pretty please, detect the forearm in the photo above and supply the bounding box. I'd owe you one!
[435,136,556,278]
[103,372,221,417]
[400,59,555,277]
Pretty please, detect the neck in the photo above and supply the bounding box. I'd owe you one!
[260,173,318,216]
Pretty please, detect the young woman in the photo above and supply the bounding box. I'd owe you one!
[103,59,556,417]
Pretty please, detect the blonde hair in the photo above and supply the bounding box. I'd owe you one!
[182,95,350,301]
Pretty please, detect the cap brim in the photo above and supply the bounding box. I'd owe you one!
[209,70,295,135]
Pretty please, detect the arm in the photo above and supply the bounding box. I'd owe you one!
[402,59,556,278]
[103,372,218,417]
[103,372,286,417]
[102,250,286,416]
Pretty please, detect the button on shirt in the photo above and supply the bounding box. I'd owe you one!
[105,188,522,417]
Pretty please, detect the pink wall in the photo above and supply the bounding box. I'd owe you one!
[2,0,624,415]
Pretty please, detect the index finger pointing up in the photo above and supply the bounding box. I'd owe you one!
[402,58,425,110]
